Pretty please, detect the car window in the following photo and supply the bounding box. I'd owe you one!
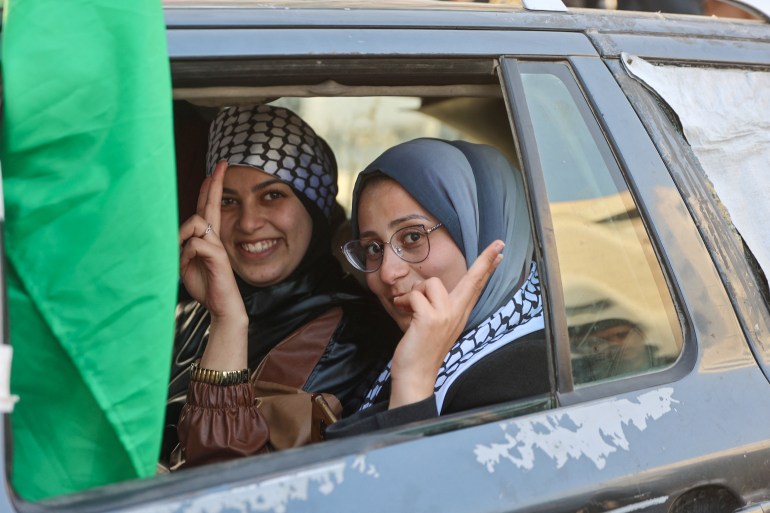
[270,96,462,215]
[624,58,770,279]
[518,62,683,386]
[622,56,770,349]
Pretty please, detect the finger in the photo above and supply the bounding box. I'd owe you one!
[180,238,201,277]
[410,278,450,310]
[196,175,213,218]
[393,289,429,316]
[179,243,201,279]
[179,214,209,247]
[204,160,227,233]
[451,240,505,310]
[179,236,227,275]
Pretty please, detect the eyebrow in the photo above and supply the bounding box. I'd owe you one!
[359,213,432,239]
[222,178,289,195]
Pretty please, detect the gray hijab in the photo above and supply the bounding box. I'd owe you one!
[350,138,533,329]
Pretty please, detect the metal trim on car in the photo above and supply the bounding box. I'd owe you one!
[499,58,571,395]
[166,28,598,59]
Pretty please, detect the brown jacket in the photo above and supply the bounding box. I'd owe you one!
[175,308,346,467]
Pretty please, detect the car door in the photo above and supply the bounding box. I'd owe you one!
[493,49,770,511]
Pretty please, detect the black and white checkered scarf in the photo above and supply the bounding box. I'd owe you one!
[359,262,543,411]
[206,104,337,220]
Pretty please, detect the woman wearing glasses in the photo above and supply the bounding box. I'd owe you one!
[328,138,550,434]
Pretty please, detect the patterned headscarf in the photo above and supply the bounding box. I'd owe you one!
[206,104,338,220]
[352,138,544,411]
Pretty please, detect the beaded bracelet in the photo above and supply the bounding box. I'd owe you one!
[189,360,250,386]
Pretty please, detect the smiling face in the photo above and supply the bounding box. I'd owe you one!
[219,165,313,287]
[357,178,467,331]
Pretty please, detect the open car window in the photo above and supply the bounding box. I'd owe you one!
[174,56,686,408]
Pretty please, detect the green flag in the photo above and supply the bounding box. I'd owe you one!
[1,0,177,500]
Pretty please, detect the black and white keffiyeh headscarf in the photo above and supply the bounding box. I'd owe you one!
[206,104,338,220]
[352,138,544,412]
[206,104,341,286]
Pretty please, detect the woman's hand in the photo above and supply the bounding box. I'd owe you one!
[388,240,505,409]
[180,161,237,315]
[179,161,248,370]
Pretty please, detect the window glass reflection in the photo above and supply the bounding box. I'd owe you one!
[521,64,682,385]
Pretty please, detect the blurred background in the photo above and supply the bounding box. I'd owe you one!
[446,0,759,18]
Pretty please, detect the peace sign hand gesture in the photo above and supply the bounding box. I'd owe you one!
[178,161,242,320]
[388,240,505,409]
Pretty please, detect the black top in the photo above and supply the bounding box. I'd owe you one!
[326,330,549,438]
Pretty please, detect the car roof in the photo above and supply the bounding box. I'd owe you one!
[163,0,769,42]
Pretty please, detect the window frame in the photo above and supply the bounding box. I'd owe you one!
[500,56,695,405]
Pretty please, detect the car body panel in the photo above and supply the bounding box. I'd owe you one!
[137,369,770,513]
[591,32,770,64]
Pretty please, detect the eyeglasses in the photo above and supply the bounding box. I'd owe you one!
[342,223,444,273]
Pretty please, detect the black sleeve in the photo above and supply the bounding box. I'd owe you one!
[325,395,438,439]
[162,299,211,465]
[441,330,549,414]
[326,330,549,438]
